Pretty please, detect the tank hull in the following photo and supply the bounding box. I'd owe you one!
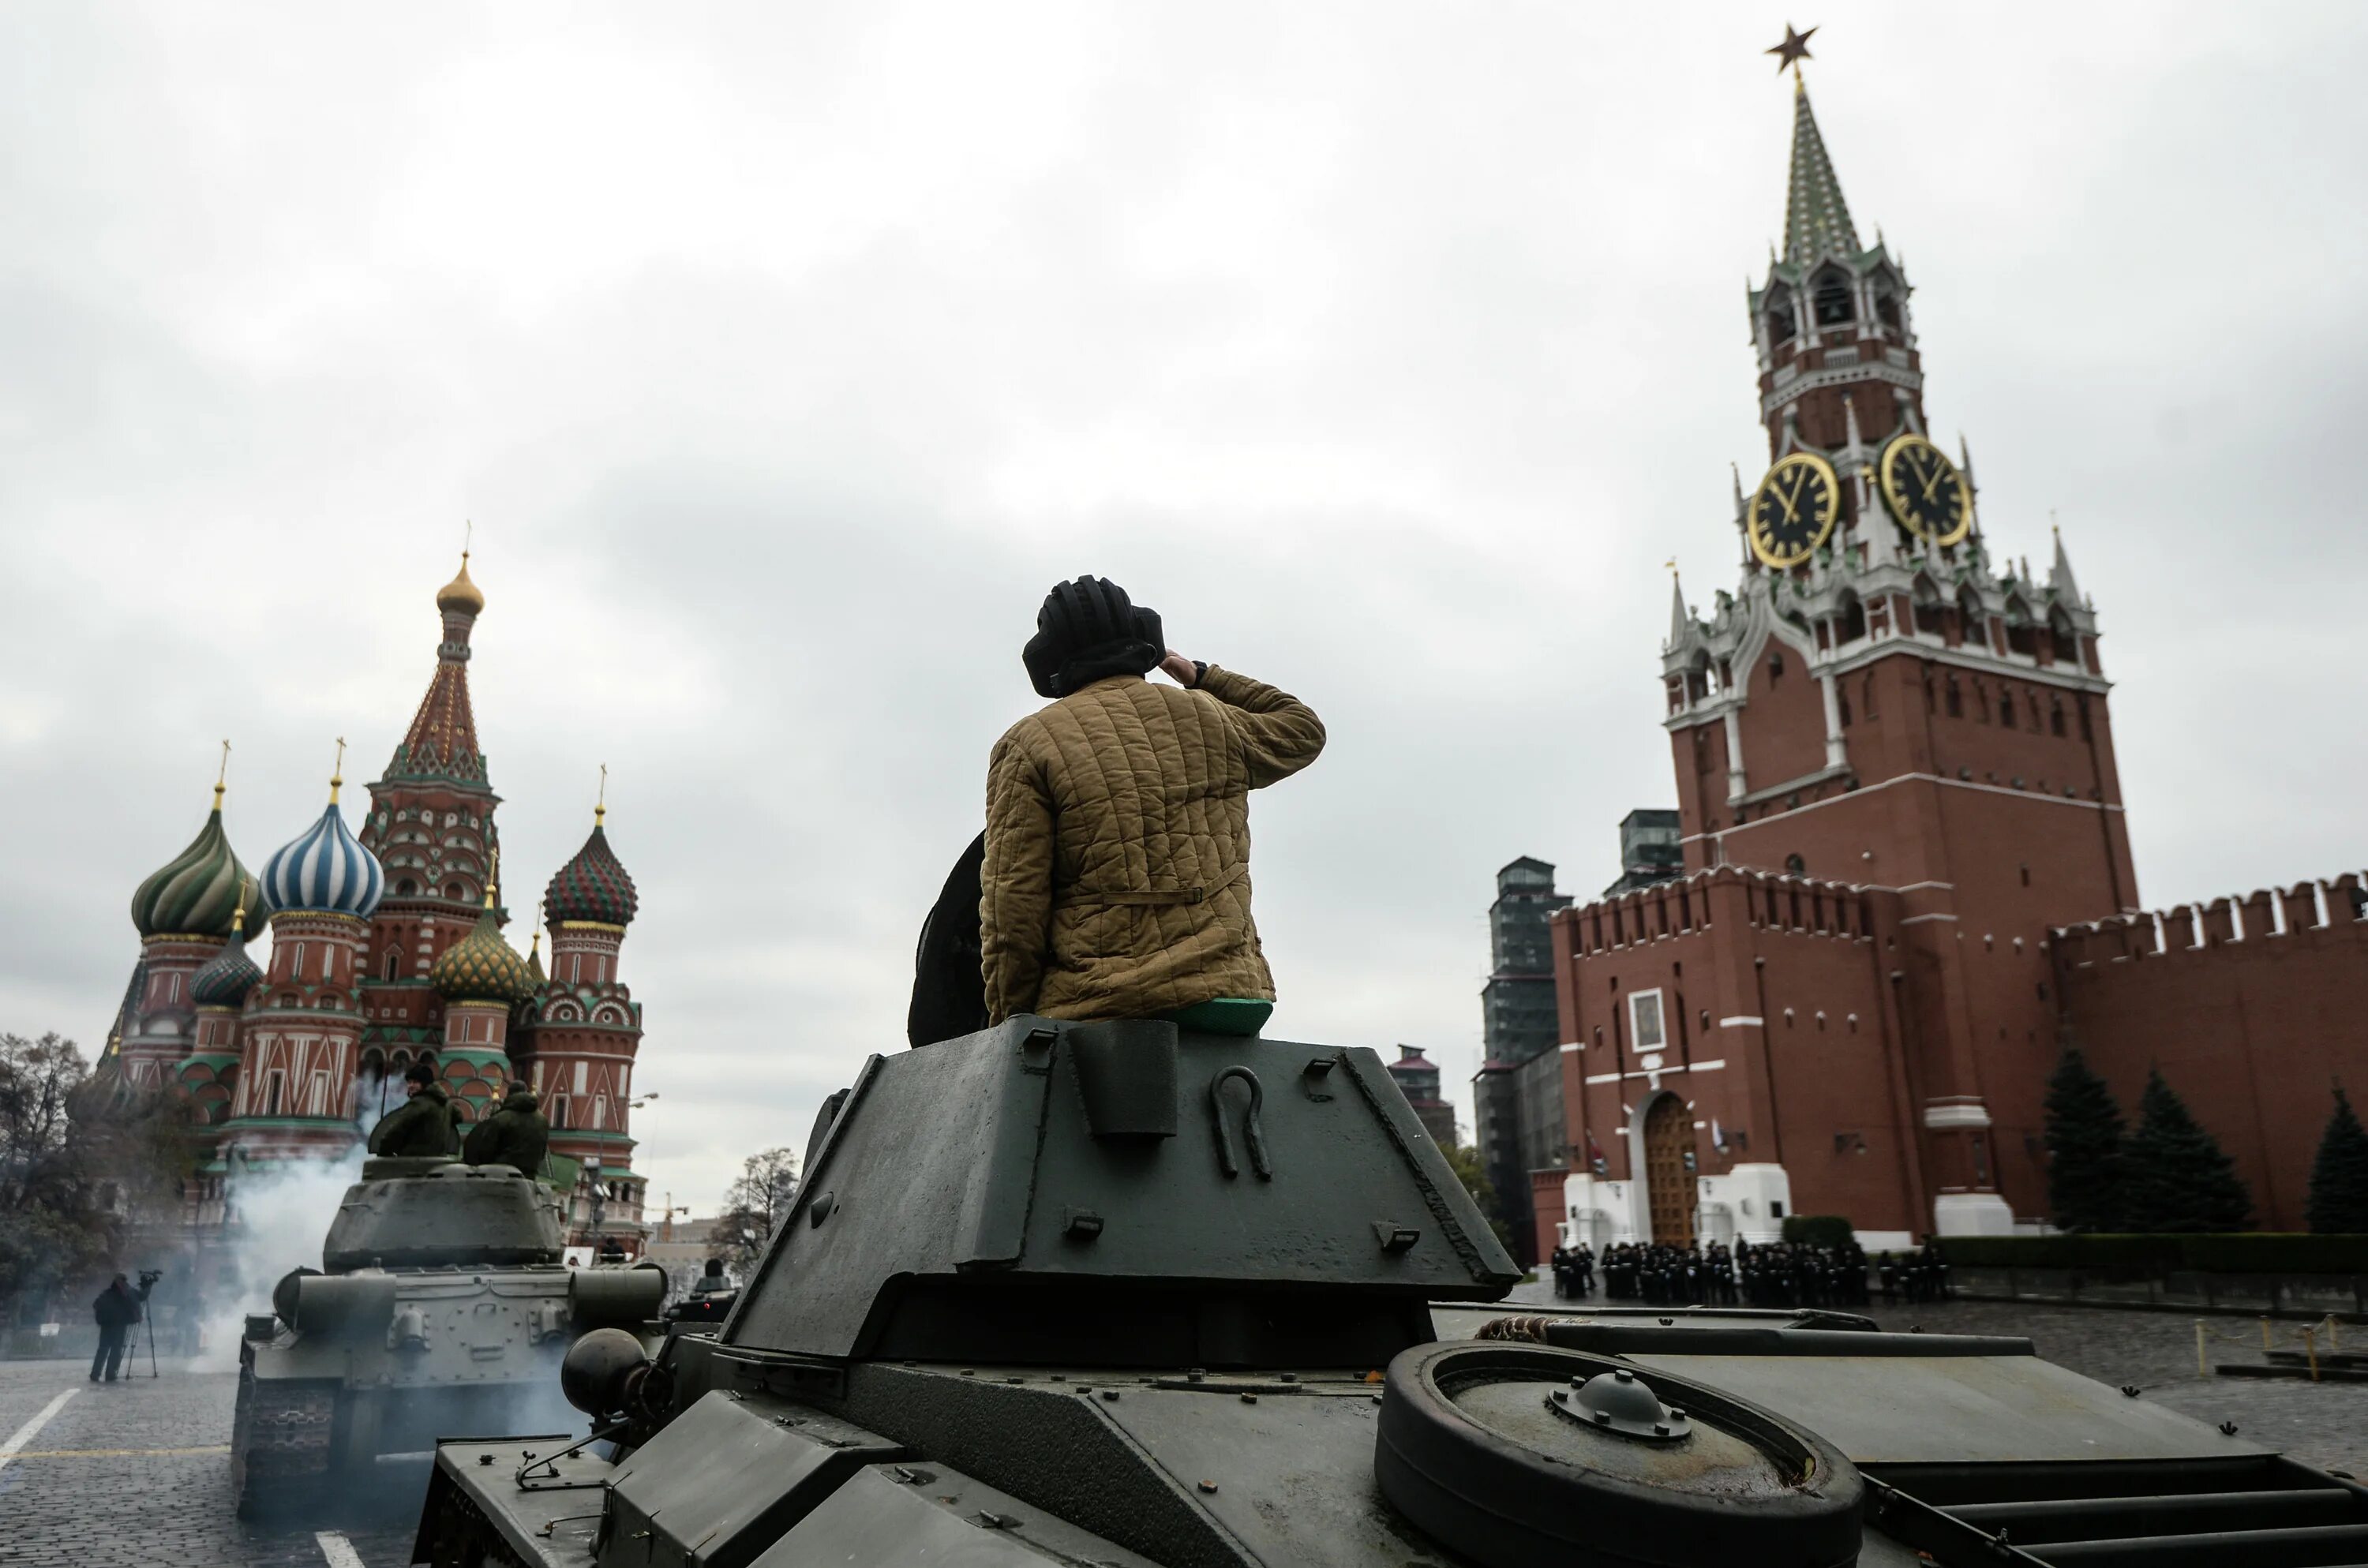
[404,1022,2368,1566]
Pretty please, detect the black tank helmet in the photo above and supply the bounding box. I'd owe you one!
[1021,575,1164,698]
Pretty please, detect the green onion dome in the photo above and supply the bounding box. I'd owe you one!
[130,784,256,939]
[544,805,638,926]
[190,907,263,1007]
[429,896,534,1005]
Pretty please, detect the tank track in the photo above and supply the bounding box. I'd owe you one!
[230,1359,339,1519]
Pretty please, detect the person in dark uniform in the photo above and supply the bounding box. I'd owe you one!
[1575,1242,1596,1297]
[463,1080,549,1176]
[369,1061,461,1157]
[90,1272,152,1382]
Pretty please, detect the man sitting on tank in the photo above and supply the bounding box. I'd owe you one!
[368,1060,461,1157]
[463,1079,549,1176]
[980,575,1325,1036]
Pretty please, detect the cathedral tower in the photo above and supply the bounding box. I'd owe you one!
[425,865,534,1121]
[221,759,384,1163]
[356,553,504,1083]
[516,797,647,1250]
[118,769,254,1092]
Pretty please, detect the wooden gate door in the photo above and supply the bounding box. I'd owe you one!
[1643,1095,1694,1246]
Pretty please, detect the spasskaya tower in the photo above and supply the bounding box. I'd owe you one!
[1546,33,2139,1251]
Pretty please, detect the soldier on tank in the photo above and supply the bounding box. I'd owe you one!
[464,1080,550,1176]
[369,1061,461,1157]
[978,577,1325,1038]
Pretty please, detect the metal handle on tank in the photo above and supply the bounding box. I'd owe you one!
[1208,1065,1272,1180]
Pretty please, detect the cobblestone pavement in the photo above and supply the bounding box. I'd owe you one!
[0,1358,415,1568]
[1504,1278,2368,1476]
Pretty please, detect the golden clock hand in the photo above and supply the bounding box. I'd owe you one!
[1919,455,1944,503]
[1778,470,1804,523]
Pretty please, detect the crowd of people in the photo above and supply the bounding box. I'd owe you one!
[1548,1236,1955,1308]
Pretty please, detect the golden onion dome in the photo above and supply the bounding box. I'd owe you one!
[435,551,485,615]
[429,896,533,1005]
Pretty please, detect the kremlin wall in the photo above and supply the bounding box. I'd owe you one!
[86,556,651,1256]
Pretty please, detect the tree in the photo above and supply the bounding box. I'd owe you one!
[2043,1046,2126,1232]
[2305,1084,2368,1234]
[0,1034,118,1319]
[1444,1143,1513,1252]
[2119,1067,2254,1233]
[714,1147,800,1270]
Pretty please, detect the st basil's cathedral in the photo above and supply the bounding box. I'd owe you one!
[89,556,651,1255]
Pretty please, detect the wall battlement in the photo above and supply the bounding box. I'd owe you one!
[2051,872,2366,968]
[1553,863,1881,958]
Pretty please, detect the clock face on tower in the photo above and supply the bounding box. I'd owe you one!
[1746,453,1841,569]
[1878,433,1973,546]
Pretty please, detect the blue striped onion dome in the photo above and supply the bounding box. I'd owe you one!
[261,799,385,919]
[190,922,262,1006]
[429,902,534,1004]
[130,794,255,938]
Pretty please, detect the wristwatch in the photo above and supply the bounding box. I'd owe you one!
[1191,660,1208,688]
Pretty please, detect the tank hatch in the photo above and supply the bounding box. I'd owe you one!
[724,1019,1520,1366]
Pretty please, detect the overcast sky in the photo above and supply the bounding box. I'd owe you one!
[5,2,2363,1214]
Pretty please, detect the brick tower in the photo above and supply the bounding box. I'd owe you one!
[355,553,506,1108]
[515,795,647,1252]
[1546,64,2142,1254]
[219,758,386,1164]
[1650,73,2137,1233]
[116,769,255,1094]
[425,866,535,1121]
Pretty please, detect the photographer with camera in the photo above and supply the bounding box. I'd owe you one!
[91,1270,157,1383]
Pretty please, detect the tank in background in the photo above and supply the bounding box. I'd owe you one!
[233,1154,665,1519]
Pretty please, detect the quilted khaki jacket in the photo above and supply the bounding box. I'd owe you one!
[980,666,1325,1024]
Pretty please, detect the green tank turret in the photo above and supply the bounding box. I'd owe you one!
[410,1020,2368,1567]
[232,1155,665,1519]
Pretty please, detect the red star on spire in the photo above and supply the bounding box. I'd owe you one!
[1767,23,1818,77]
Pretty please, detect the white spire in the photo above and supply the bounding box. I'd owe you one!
[1668,568,1691,646]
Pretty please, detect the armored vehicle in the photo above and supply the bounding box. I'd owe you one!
[233,1155,665,1517]
[413,1020,2368,1567]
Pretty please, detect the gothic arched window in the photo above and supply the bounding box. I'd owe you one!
[1765,286,1798,346]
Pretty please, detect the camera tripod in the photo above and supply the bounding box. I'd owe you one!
[118,1273,163,1379]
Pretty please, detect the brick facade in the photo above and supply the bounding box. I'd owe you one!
[2053,880,2368,1232]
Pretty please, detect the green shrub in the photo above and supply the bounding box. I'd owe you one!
[1935,1233,2368,1274]
[1781,1214,1856,1249]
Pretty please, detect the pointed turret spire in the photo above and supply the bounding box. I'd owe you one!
[2049,518,2082,605]
[1667,565,1690,646]
[1784,80,1862,267]
[385,550,489,787]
